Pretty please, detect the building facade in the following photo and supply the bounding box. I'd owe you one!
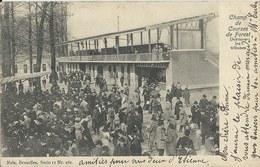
[56,13,219,93]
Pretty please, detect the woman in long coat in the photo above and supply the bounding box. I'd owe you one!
[148,116,158,151]
[156,120,166,156]
[164,101,172,121]
[165,123,178,155]
[179,105,187,133]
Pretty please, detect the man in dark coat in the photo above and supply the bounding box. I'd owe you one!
[171,83,177,98]
[191,101,201,128]
[126,110,136,135]
[91,140,103,156]
[81,121,95,148]
[135,102,143,124]
[200,111,211,145]
[113,137,130,156]
[129,129,142,156]
[142,86,150,110]
[199,95,209,111]
[120,76,124,87]
[176,129,194,155]
[92,105,101,134]
[174,97,182,120]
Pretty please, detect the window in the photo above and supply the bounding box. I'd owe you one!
[24,64,28,73]
[42,64,46,71]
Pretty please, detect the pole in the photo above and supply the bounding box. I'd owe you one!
[117,16,119,32]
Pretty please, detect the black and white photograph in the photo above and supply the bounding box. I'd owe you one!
[1,1,221,158]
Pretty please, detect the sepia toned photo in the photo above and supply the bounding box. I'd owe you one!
[0,1,220,158]
[1,1,259,167]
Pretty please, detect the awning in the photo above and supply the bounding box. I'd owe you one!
[0,71,51,85]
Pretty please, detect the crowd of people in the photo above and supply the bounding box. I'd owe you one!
[1,71,219,157]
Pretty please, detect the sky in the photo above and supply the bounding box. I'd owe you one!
[67,1,219,40]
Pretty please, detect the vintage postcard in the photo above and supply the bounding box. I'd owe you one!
[0,1,259,167]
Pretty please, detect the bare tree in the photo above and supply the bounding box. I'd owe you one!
[11,2,16,76]
[49,2,58,85]
[28,2,33,73]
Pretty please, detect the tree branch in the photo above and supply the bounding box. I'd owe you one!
[34,2,50,18]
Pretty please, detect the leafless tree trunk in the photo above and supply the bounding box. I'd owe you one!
[36,2,48,73]
[35,2,49,90]
[11,2,16,76]
[3,3,12,78]
[49,2,58,85]
[28,2,33,73]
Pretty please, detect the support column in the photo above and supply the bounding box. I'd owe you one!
[103,65,110,85]
[130,33,133,51]
[170,25,173,49]
[94,40,97,50]
[126,34,129,46]
[96,39,99,51]
[123,64,128,86]
[148,30,151,53]
[176,24,179,50]
[115,36,120,54]
[140,32,143,45]
[65,63,69,73]
[70,44,73,56]
[104,38,107,55]
[93,65,97,78]
[157,28,160,43]
[85,41,88,56]
[90,65,94,81]
[85,64,88,73]
[77,42,80,56]
[117,65,122,87]
[77,64,79,71]
[199,19,204,49]
[166,62,173,90]
[129,64,138,98]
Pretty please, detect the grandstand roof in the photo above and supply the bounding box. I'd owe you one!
[57,13,217,46]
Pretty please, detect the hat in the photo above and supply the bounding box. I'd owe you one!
[194,101,198,104]
[75,117,81,123]
[118,137,126,143]
[95,139,103,146]
[151,115,157,121]
[158,120,164,126]
[203,94,207,98]
[168,123,175,129]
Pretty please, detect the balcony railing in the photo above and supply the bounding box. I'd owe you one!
[57,52,170,62]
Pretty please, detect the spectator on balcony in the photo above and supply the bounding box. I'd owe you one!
[134,48,138,54]
[113,46,117,54]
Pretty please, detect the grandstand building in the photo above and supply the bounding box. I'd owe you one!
[56,13,219,92]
